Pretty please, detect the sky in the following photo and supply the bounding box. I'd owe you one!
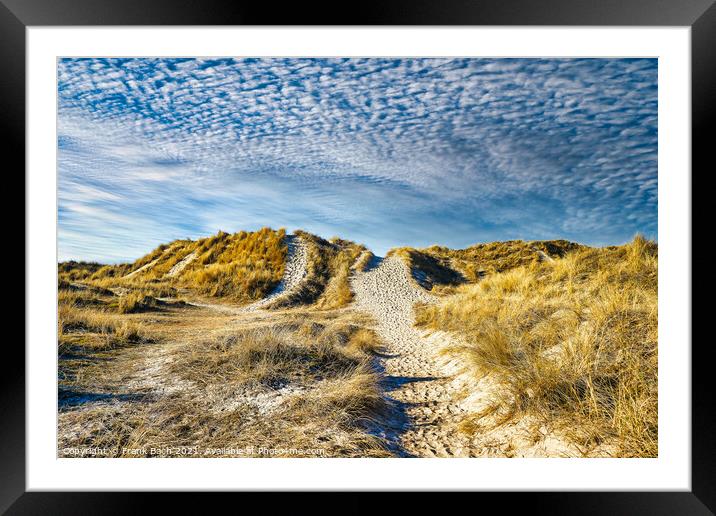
[58,58,657,263]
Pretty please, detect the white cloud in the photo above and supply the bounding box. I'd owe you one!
[58,58,658,261]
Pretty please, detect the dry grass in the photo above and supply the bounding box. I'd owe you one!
[388,247,465,290]
[140,239,195,279]
[58,275,168,315]
[393,240,583,290]
[61,228,369,309]
[182,228,287,302]
[58,261,106,282]
[58,304,152,352]
[57,308,391,458]
[353,250,375,272]
[57,280,155,353]
[57,229,389,457]
[79,228,288,305]
[170,320,380,396]
[117,291,159,314]
[58,286,112,308]
[269,231,368,309]
[88,263,133,280]
[415,236,658,457]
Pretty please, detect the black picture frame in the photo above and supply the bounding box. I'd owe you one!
[6,0,710,512]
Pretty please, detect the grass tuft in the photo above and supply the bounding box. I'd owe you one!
[117,292,159,314]
[58,304,152,352]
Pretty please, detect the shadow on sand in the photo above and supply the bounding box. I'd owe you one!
[360,366,445,457]
[361,255,384,272]
[58,388,152,411]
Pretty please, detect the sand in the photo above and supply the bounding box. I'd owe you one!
[244,235,309,311]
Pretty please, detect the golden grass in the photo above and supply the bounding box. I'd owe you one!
[89,263,132,280]
[388,247,464,290]
[58,304,152,352]
[61,228,371,309]
[58,274,170,314]
[393,240,583,289]
[182,228,287,302]
[77,228,288,305]
[353,250,375,272]
[415,236,658,457]
[57,308,391,457]
[170,321,379,393]
[117,291,159,314]
[57,279,156,352]
[58,286,112,308]
[58,261,105,282]
[128,242,171,270]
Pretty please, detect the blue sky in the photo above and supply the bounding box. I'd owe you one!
[58,58,657,263]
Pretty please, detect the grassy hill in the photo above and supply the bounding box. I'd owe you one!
[268,230,369,310]
[58,230,657,457]
[57,228,389,458]
[60,227,371,310]
[414,236,657,457]
[389,239,583,291]
[75,227,289,304]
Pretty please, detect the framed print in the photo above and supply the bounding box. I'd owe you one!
[7,0,712,512]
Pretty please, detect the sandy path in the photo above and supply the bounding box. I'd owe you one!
[244,235,308,311]
[124,244,182,279]
[124,257,161,279]
[165,250,198,278]
[351,256,475,457]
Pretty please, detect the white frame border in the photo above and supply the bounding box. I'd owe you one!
[27,26,691,491]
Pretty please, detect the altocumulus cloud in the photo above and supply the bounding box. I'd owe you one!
[58,58,657,262]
